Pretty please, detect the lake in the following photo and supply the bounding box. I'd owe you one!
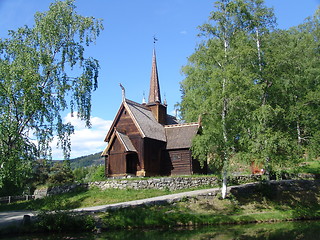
[3,220,320,240]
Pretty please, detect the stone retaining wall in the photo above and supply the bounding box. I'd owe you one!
[33,173,319,198]
[88,176,219,191]
[230,179,320,199]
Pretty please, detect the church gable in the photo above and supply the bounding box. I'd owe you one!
[104,102,142,142]
[102,130,137,155]
[125,100,166,142]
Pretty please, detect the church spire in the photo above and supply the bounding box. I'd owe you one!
[148,48,161,104]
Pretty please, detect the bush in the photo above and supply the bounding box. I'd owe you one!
[73,167,89,182]
[47,161,74,185]
[35,210,95,232]
[86,165,105,182]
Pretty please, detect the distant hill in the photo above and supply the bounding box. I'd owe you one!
[69,152,104,169]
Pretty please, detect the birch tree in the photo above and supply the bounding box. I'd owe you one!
[0,0,103,195]
[181,0,252,198]
[239,0,278,178]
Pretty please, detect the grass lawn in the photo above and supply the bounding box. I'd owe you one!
[297,159,320,174]
[100,185,320,229]
[0,187,176,211]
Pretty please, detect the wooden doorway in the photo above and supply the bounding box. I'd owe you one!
[126,153,138,175]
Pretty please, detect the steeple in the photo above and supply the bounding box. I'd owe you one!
[148,49,161,104]
[147,47,167,125]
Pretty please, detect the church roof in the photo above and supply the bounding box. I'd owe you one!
[148,49,161,104]
[125,99,166,142]
[104,99,167,143]
[165,123,199,149]
[116,131,137,152]
[101,130,137,156]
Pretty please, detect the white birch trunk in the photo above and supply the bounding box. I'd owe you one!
[222,169,227,199]
[297,120,302,145]
[221,35,229,199]
[255,28,262,73]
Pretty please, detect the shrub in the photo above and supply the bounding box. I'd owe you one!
[35,210,95,232]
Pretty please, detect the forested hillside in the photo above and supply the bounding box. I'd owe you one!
[69,152,104,169]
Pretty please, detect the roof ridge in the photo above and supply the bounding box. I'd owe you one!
[125,98,151,110]
[164,122,199,128]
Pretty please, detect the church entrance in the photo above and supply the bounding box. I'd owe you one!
[126,153,138,175]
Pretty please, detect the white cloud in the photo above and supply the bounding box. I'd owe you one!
[180,30,187,35]
[51,113,112,159]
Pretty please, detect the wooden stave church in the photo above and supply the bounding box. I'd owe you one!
[101,49,207,177]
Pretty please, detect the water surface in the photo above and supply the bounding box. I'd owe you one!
[3,220,320,240]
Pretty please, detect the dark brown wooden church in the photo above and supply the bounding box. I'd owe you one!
[102,50,207,177]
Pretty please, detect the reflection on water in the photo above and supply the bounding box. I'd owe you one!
[3,220,320,240]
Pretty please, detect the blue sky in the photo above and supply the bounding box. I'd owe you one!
[0,0,319,159]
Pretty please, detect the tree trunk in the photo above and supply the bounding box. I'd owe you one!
[297,120,302,145]
[222,168,228,199]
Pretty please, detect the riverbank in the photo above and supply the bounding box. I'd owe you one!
[1,179,319,236]
[98,180,320,230]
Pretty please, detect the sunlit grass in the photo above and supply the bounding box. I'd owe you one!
[100,191,320,229]
[0,187,174,211]
[298,159,320,174]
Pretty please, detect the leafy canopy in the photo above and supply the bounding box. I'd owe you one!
[0,0,103,195]
[180,0,320,179]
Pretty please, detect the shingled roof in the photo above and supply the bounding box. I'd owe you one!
[116,131,137,152]
[124,100,167,142]
[165,123,199,150]
[102,130,137,156]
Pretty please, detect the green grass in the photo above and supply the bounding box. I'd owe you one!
[0,187,175,211]
[0,185,217,212]
[298,159,320,174]
[99,189,320,229]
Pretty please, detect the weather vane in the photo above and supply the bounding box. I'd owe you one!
[153,35,158,46]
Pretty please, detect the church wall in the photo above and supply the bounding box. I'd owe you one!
[107,138,126,175]
[106,107,144,176]
[115,108,140,136]
[167,149,193,175]
[143,138,166,176]
[148,103,167,124]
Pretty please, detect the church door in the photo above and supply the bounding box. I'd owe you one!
[126,153,138,175]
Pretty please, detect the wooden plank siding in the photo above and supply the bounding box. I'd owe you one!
[108,138,126,175]
[114,108,140,136]
[143,138,166,176]
[106,107,144,176]
[167,149,193,175]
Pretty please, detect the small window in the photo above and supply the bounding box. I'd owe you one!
[172,154,181,161]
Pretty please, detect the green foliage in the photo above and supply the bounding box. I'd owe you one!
[87,165,105,182]
[297,160,320,175]
[0,0,103,196]
[47,160,75,185]
[179,1,320,180]
[36,210,95,233]
[73,164,105,182]
[100,185,320,229]
[73,166,89,182]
